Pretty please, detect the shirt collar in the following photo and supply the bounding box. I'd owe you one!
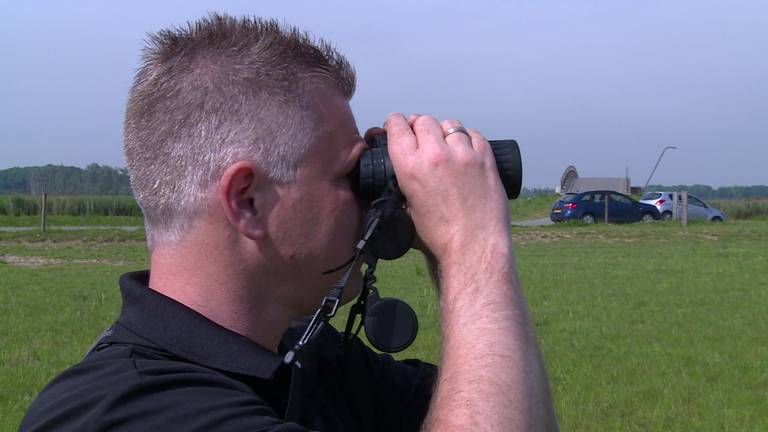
[117,270,287,379]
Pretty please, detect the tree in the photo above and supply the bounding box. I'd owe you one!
[0,165,133,195]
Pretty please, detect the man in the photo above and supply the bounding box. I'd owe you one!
[21,14,558,431]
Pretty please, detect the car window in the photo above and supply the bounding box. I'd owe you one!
[561,194,578,202]
[689,196,706,207]
[581,194,594,202]
[642,192,661,200]
[610,193,632,204]
[592,193,605,203]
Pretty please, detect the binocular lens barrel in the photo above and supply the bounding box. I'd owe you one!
[352,135,522,201]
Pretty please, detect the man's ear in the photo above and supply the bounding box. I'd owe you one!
[217,161,268,241]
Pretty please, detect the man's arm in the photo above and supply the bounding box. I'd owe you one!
[386,113,558,431]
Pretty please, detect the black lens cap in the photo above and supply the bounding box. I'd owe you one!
[364,297,419,353]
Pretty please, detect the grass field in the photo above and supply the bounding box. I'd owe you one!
[1,220,767,430]
[0,215,144,227]
[509,194,559,221]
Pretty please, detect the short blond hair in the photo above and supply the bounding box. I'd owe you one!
[124,13,356,249]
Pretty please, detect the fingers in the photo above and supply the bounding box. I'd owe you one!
[466,127,491,154]
[440,119,472,149]
[384,113,417,158]
[410,115,446,153]
[385,113,488,156]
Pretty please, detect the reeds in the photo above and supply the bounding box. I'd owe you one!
[710,198,768,220]
[0,195,141,217]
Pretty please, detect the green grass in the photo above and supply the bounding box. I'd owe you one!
[2,220,767,430]
[0,227,145,243]
[515,221,768,430]
[0,215,144,227]
[0,235,148,428]
[510,194,558,221]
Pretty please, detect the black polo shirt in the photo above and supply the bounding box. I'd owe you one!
[20,271,435,431]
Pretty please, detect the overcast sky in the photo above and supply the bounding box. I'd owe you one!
[1,0,766,188]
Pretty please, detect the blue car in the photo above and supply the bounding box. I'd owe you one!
[550,190,660,223]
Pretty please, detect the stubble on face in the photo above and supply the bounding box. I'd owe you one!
[263,84,367,311]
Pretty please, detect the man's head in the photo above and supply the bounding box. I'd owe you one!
[124,13,356,250]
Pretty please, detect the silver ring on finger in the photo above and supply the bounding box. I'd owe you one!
[444,126,471,139]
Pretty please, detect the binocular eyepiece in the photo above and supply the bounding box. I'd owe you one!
[350,135,523,202]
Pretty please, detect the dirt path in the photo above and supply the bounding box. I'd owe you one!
[510,218,553,227]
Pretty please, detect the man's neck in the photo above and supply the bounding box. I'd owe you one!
[147,232,298,352]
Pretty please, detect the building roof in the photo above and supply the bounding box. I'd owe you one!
[567,177,630,195]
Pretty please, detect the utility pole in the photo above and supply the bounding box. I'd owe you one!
[643,146,677,191]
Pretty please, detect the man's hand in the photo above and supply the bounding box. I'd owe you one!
[383,113,510,264]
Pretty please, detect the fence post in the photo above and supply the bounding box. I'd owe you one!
[681,191,688,226]
[40,193,48,232]
[604,192,609,223]
[672,192,678,220]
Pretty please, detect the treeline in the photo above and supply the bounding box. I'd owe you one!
[1,164,765,200]
[646,184,768,199]
[0,164,132,195]
[521,187,556,197]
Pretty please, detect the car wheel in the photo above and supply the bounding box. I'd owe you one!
[581,214,595,224]
[641,213,655,222]
[661,211,673,221]
[711,216,723,222]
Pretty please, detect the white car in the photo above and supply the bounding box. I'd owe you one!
[639,191,727,221]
